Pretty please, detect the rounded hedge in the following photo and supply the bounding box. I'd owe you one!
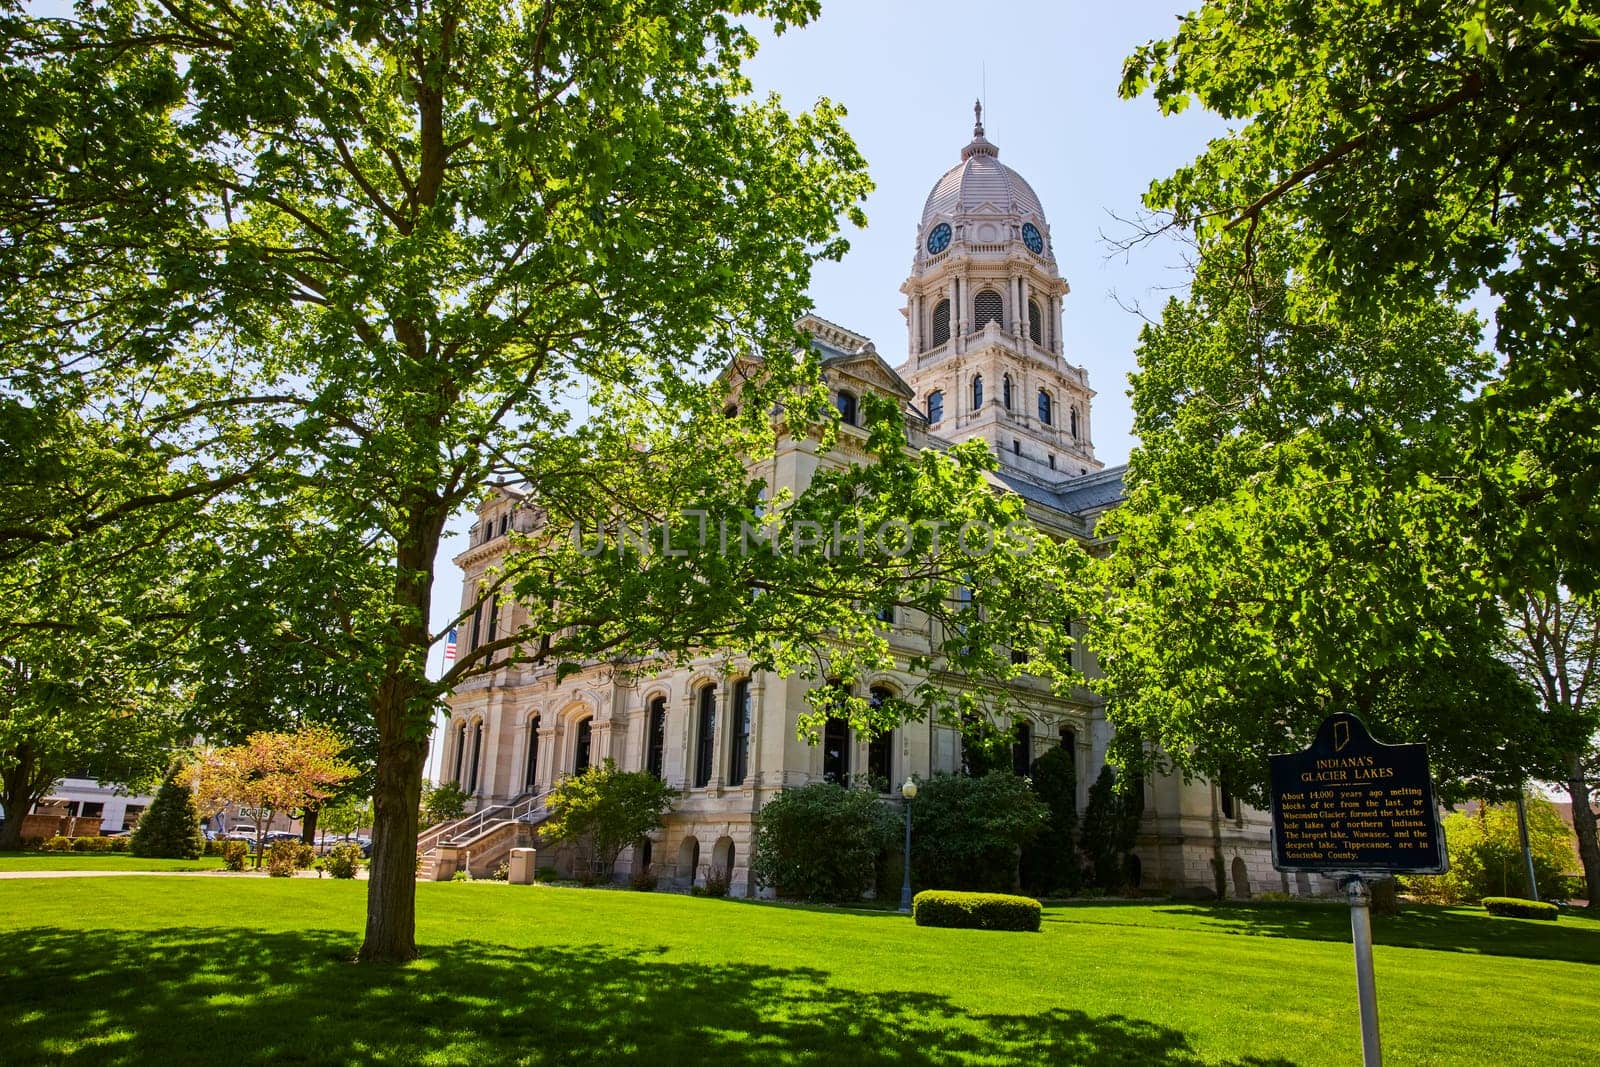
[912,890,1042,932]
[1482,896,1559,921]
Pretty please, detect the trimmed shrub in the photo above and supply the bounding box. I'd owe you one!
[912,890,1042,932]
[220,839,248,871]
[42,836,73,853]
[1483,896,1559,921]
[266,841,301,877]
[751,781,899,902]
[131,773,205,859]
[323,842,363,879]
[108,836,130,853]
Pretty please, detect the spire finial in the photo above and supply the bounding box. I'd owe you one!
[973,98,984,137]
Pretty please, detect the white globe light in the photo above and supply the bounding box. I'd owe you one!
[901,779,918,800]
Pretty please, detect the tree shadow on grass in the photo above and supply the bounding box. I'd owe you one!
[1145,902,1600,965]
[0,927,1296,1066]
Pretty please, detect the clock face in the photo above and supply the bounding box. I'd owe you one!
[1021,222,1044,255]
[926,222,952,254]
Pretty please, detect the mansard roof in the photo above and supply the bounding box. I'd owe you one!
[994,464,1127,521]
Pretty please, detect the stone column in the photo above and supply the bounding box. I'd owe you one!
[748,672,767,806]
[480,693,505,801]
[536,724,558,795]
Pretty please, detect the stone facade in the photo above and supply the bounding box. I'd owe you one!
[437,110,1294,900]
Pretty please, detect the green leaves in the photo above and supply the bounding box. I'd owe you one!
[1093,238,1542,802]
[1120,0,1600,594]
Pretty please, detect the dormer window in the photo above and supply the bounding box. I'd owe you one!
[1038,390,1053,426]
[931,299,951,347]
[974,289,1003,329]
[927,390,944,423]
[835,390,858,427]
[971,375,983,410]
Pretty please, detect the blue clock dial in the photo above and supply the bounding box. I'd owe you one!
[926,222,952,254]
[1021,222,1044,255]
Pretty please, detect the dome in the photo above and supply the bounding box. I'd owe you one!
[920,105,1046,230]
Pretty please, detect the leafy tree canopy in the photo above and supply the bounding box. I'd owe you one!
[1092,239,1551,804]
[1120,0,1600,592]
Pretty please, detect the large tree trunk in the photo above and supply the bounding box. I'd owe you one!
[0,744,46,852]
[1566,757,1600,908]
[300,805,320,846]
[360,729,428,961]
[358,511,442,963]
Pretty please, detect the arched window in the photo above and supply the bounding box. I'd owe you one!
[467,720,483,792]
[645,697,667,779]
[971,374,983,410]
[1037,390,1053,425]
[573,717,593,774]
[1028,300,1042,345]
[524,714,541,790]
[1069,406,1079,440]
[728,679,752,786]
[1011,720,1032,776]
[931,299,951,346]
[452,721,467,785]
[835,390,858,427]
[1059,726,1076,753]
[1002,373,1013,410]
[974,289,1003,328]
[926,389,944,423]
[823,716,850,784]
[693,685,716,788]
[866,686,894,787]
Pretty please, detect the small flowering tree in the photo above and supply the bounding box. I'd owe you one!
[189,726,357,868]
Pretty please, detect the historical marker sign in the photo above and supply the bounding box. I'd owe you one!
[1269,713,1448,875]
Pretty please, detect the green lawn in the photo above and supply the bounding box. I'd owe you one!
[0,880,1595,1065]
[0,851,227,872]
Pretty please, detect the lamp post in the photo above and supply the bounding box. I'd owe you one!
[899,777,918,913]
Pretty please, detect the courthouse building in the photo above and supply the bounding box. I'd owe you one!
[432,111,1286,900]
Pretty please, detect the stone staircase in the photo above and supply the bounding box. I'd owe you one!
[416,791,551,880]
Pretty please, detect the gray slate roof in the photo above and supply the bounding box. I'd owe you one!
[994,464,1127,520]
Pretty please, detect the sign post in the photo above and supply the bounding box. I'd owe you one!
[1269,713,1448,1067]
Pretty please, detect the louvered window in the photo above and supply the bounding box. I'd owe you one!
[931,299,951,346]
[1028,300,1043,344]
[974,289,1003,328]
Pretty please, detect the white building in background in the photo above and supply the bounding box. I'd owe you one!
[431,110,1284,900]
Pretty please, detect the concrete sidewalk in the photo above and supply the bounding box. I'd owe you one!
[0,868,365,879]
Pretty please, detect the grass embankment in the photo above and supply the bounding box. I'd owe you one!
[0,879,1595,1065]
[0,851,227,873]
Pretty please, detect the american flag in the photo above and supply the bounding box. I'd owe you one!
[443,628,458,662]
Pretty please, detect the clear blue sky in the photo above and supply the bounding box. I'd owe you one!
[422,1,1221,695]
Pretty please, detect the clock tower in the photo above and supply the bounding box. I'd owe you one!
[898,104,1101,482]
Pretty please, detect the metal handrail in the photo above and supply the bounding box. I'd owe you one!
[439,790,550,848]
